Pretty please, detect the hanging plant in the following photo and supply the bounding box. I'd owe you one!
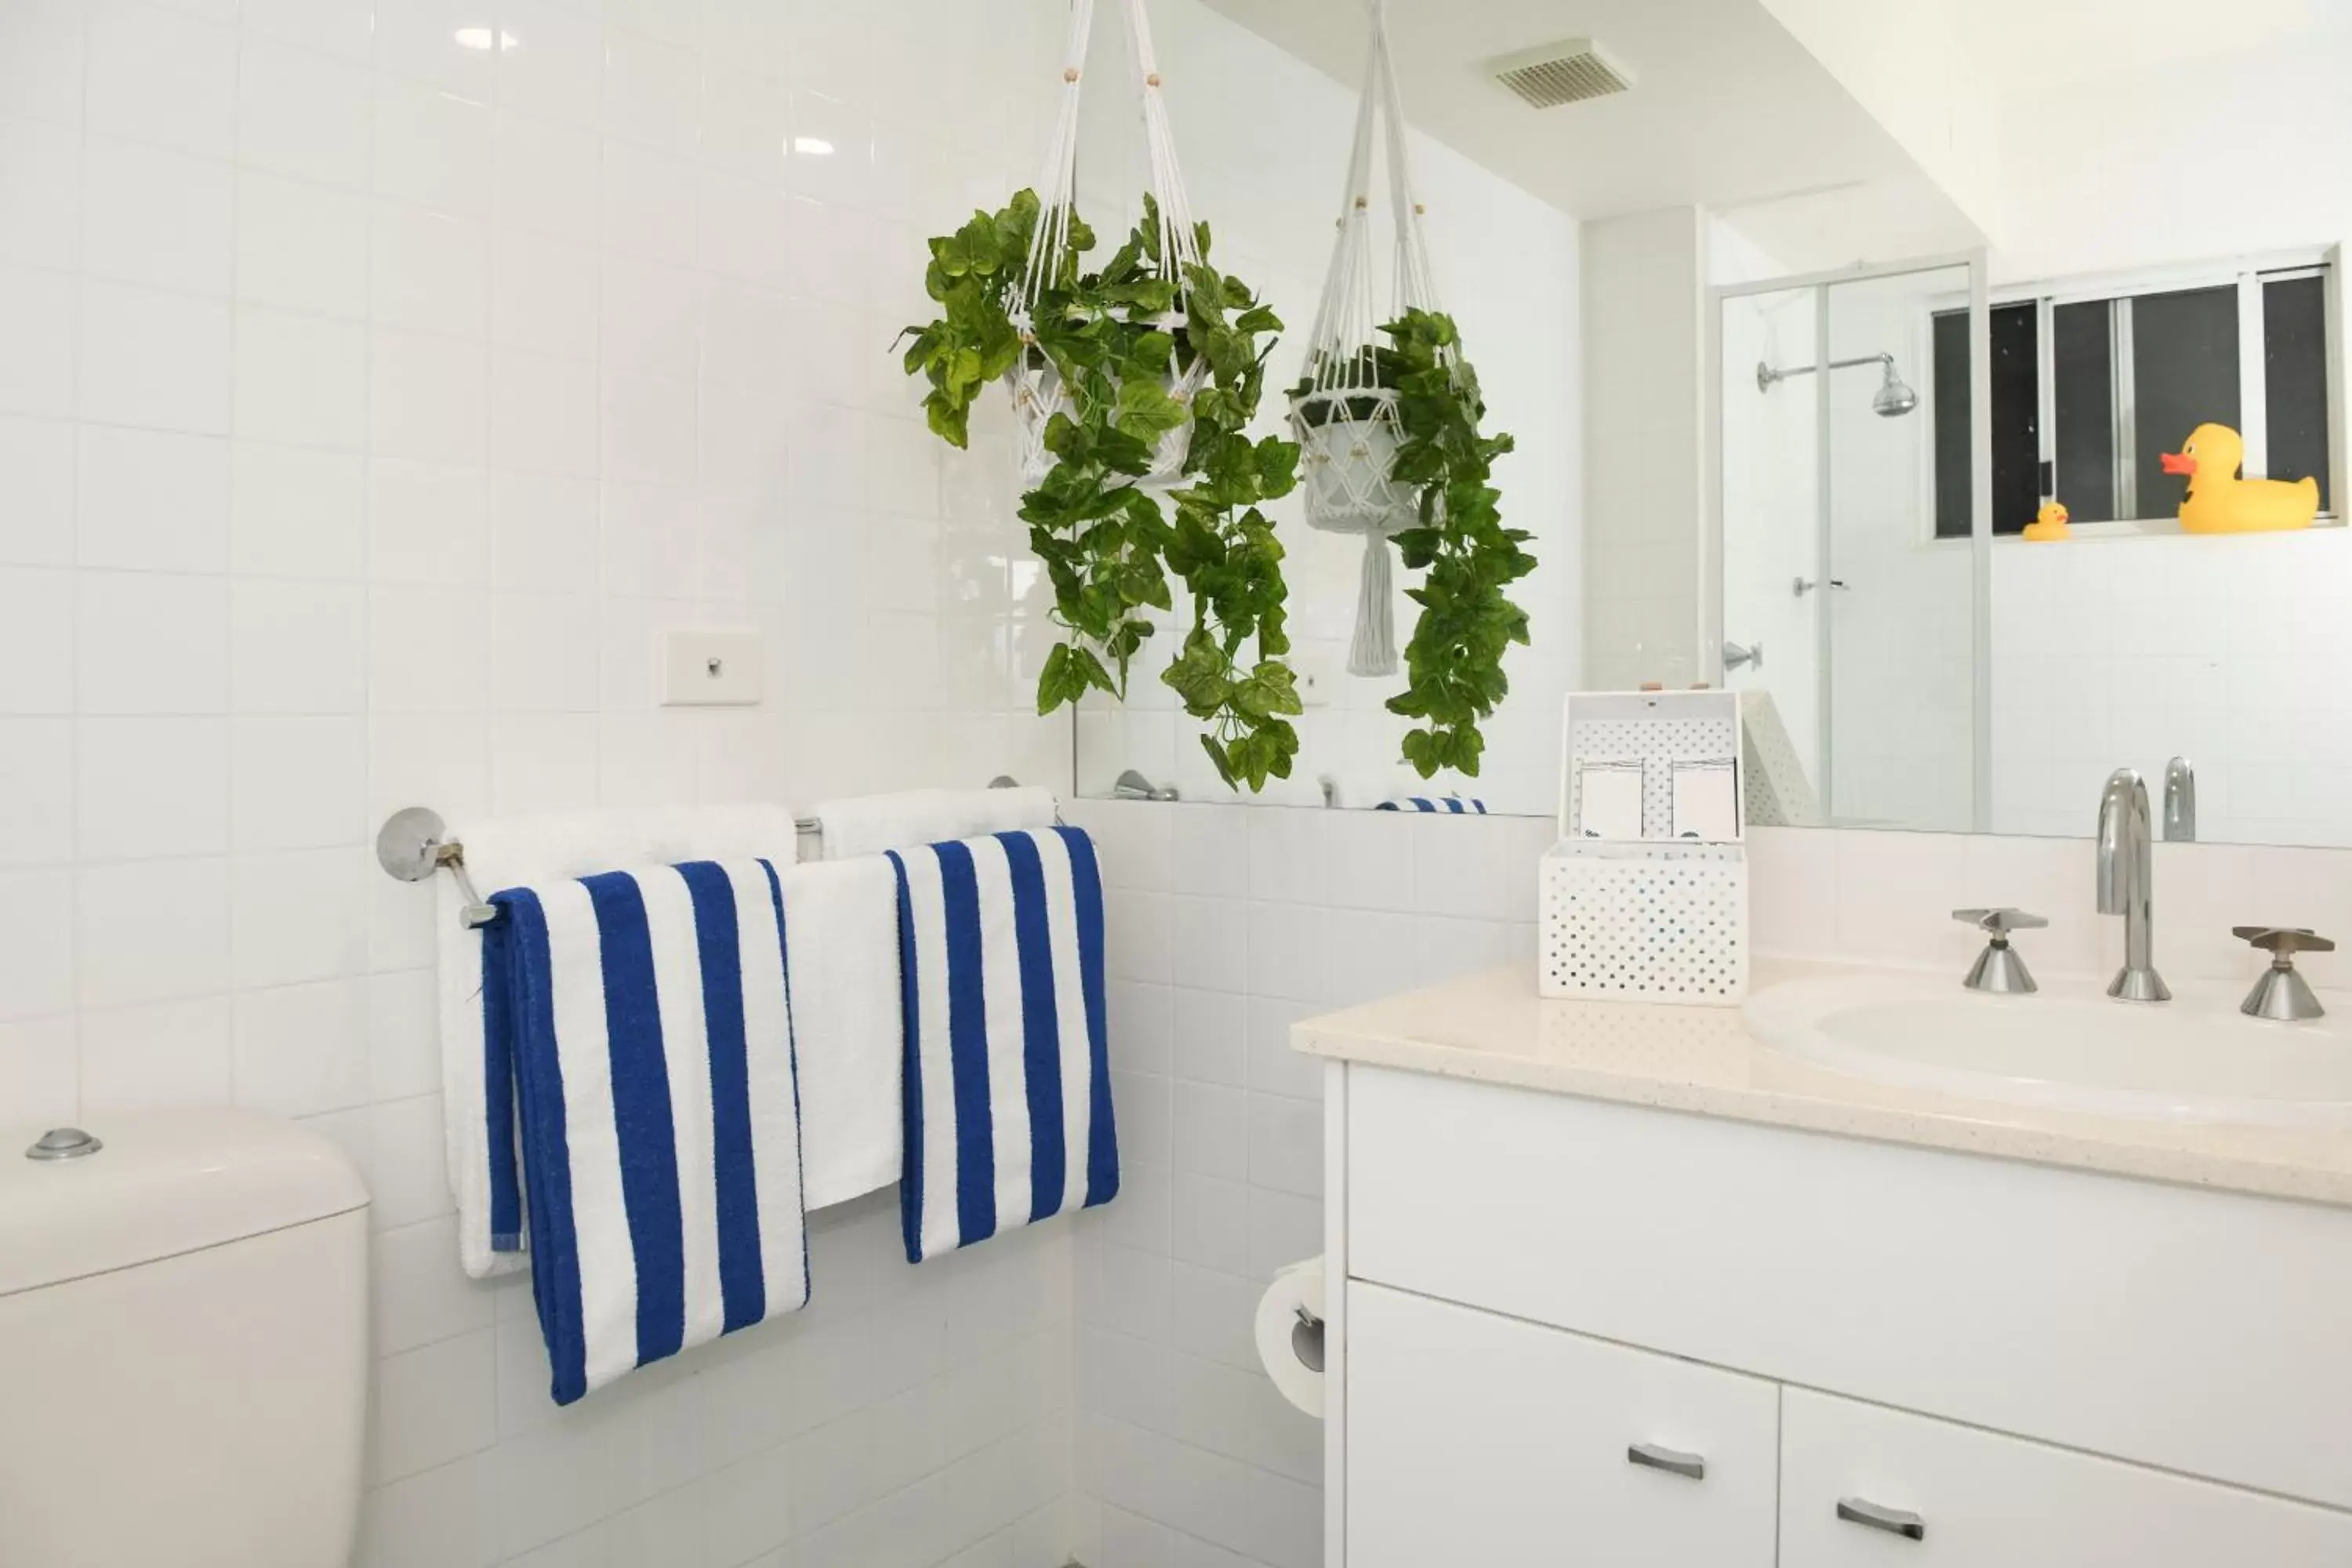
[1379,308,1532,779]
[895,0,1306,793]
[899,189,1305,792]
[1285,2,1534,781]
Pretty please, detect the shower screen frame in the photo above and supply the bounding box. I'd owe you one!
[1705,250,1994,833]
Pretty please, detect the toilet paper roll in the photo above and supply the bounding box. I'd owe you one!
[1254,1255,1327,1418]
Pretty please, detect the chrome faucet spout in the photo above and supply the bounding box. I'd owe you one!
[2096,768,2170,1002]
[2163,756,2197,842]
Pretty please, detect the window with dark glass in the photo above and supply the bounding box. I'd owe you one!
[1933,303,2038,539]
[2131,285,2239,517]
[2267,273,2332,514]
[1931,263,2332,532]
[2051,301,2114,524]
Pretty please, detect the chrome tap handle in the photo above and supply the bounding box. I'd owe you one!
[2233,927,2332,1022]
[2234,926,2336,957]
[1953,908,2048,938]
[1955,909,2045,994]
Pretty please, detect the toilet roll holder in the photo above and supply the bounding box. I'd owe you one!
[1291,1305,1324,1373]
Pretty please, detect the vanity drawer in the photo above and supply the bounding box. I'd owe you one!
[1347,1282,1777,1568]
[1779,1388,2352,1566]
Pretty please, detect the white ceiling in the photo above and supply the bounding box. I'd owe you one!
[1959,0,2349,93]
[1193,0,1931,220]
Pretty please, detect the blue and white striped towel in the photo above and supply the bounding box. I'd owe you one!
[887,826,1117,1264]
[1377,796,1489,813]
[483,859,809,1406]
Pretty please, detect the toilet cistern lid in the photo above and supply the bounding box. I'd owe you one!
[0,1108,368,1298]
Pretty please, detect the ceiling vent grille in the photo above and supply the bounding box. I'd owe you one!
[1490,39,1633,109]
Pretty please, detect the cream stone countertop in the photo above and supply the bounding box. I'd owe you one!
[1293,957,2352,1209]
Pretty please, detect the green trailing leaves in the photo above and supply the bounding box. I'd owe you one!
[1376,309,1533,779]
[1036,641,1115,713]
[899,191,1040,449]
[1283,318,1531,777]
[900,191,1302,793]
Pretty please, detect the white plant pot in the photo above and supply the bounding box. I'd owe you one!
[1290,387,1415,535]
[1007,315,1208,491]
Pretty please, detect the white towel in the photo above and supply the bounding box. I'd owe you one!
[775,857,904,1209]
[484,858,809,1405]
[436,804,801,1279]
[887,826,1117,1263]
[810,786,1056,861]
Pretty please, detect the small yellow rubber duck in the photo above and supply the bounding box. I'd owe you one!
[2161,423,2319,534]
[2021,501,2071,541]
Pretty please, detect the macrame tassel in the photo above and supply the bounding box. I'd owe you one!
[1348,531,1399,677]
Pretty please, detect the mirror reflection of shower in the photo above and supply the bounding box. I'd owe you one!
[1719,257,1985,837]
[1755,352,1919,418]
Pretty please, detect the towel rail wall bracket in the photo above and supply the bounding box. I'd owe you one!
[376,806,499,928]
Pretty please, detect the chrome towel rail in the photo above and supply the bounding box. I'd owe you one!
[378,807,829,931]
[376,779,1037,930]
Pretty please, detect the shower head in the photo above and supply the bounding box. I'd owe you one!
[1756,351,1918,417]
[1872,360,1918,418]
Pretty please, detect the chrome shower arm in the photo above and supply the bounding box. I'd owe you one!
[1755,351,1895,392]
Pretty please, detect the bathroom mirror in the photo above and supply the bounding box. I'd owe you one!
[1073,0,2352,851]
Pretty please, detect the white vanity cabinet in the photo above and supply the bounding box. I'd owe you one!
[1316,1051,2352,1568]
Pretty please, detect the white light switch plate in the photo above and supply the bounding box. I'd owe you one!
[660,630,763,706]
[1294,648,1341,709]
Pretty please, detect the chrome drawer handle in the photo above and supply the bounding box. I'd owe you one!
[1626,1443,1706,1481]
[1838,1497,1926,1541]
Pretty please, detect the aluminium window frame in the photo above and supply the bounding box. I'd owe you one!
[1925,248,2340,539]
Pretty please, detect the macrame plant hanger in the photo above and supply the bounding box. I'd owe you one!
[1290,0,1446,677]
[1007,0,1210,489]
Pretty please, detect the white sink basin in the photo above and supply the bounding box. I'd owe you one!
[1744,971,2352,1128]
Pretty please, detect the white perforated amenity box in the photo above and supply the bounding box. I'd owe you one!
[1541,691,1750,1006]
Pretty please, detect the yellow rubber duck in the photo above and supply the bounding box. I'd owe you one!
[2021,501,2071,541]
[2160,423,2319,534]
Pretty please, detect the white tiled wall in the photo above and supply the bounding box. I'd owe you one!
[0,1,1079,1563]
[1991,528,2352,848]
[1061,797,1548,1568]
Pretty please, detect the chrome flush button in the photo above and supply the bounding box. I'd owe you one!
[25,1127,102,1161]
